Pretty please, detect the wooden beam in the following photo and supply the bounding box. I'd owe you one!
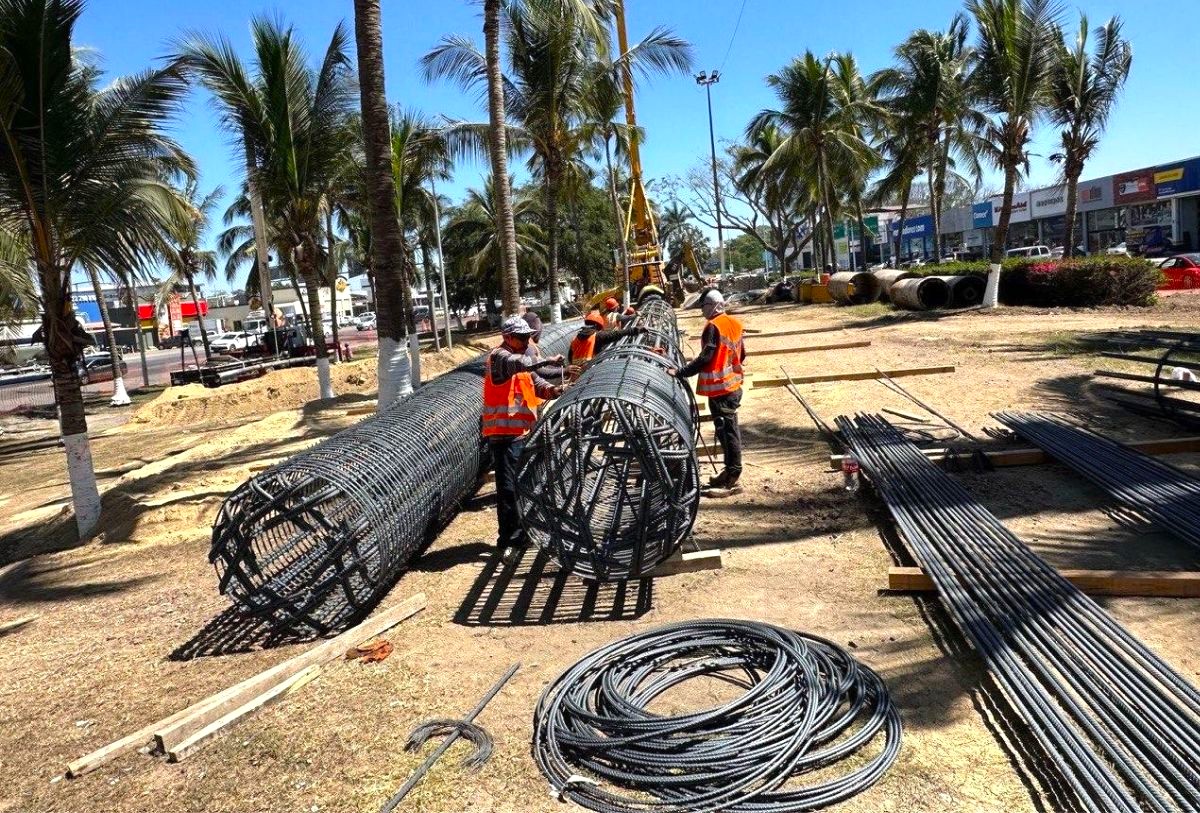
[694,325,844,340]
[67,593,425,778]
[0,614,38,636]
[651,549,723,577]
[749,340,871,357]
[755,365,955,389]
[829,436,1200,470]
[1095,369,1200,392]
[889,565,1200,598]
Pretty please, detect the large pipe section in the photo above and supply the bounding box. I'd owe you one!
[838,413,1200,813]
[934,274,986,308]
[517,295,700,581]
[889,276,951,310]
[871,268,915,302]
[827,271,882,305]
[209,322,579,633]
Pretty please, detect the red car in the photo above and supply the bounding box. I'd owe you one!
[1159,254,1200,290]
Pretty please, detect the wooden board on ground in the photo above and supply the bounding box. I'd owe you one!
[829,436,1200,470]
[695,325,845,340]
[67,593,426,778]
[651,549,723,577]
[0,614,37,636]
[889,565,1200,598]
[754,365,955,389]
[749,340,871,357]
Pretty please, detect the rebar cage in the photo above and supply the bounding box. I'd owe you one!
[209,322,580,634]
[517,297,700,581]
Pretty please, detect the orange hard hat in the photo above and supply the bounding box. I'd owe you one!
[603,297,619,311]
[584,311,606,328]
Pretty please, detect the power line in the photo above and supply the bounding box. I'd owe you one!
[718,0,749,72]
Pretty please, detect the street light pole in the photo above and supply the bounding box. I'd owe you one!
[696,70,725,277]
[429,176,452,349]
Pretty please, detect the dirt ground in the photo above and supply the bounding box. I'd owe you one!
[3,299,1200,813]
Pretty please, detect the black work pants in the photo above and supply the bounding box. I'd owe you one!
[709,389,743,480]
[489,436,526,549]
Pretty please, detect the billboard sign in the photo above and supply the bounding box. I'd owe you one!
[1113,168,1157,204]
[1076,178,1112,212]
[971,201,994,229]
[990,192,1030,223]
[1154,158,1200,197]
[1030,185,1067,218]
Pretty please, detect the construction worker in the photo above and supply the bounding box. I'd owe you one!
[602,296,636,330]
[670,289,745,493]
[568,311,643,365]
[483,316,565,560]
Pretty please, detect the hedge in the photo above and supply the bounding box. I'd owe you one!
[910,256,1163,307]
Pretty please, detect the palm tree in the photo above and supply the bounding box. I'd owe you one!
[83,266,131,406]
[158,181,223,362]
[483,0,522,317]
[733,124,808,273]
[829,53,885,270]
[0,0,194,539]
[442,176,547,299]
[178,18,356,400]
[968,0,1063,306]
[749,52,878,270]
[351,0,415,405]
[872,121,925,263]
[1048,14,1132,258]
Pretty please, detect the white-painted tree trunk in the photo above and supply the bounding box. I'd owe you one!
[63,432,101,540]
[109,376,131,407]
[983,264,1002,309]
[551,301,563,324]
[377,335,413,410]
[408,333,422,389]
[316,356,336,400]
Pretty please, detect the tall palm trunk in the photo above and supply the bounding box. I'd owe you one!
[926,151,940,261]
[1063,160,1082,259]
[896,186,912,265]
[353,0,413,406]
[325,209,340,361]
[244,136,275,323]
[421,241,441,351]
[544,172,562,323]
[855,198,868,271]
[185,271,212,362]
[985,161,1018,308]
[300,243,336,399]
[86,266,130,406]
[484,0,521,317]
[288,265,309,325]
[604,136,631,296]
[570,192,586,294]
[124,277,149,387]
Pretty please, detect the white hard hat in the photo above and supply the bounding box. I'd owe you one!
[703,289,725,306]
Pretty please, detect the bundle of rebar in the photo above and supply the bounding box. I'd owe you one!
[838,413,1200,813]
[996,411,1200,548]
[532,619,901,813]
[209,322,579,634]
[517,295,699,581]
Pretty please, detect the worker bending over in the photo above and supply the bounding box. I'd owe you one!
[602,296,636,330]
[483,316,565,561]
[671,289,745,493]
[569,311,644,364]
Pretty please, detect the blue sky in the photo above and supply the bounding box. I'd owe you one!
[77,0,1200,283]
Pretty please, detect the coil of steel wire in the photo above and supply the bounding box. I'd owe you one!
[838,413,1200,813]
[517,295,700,581]
[208,322,579,634]
[531,618,902,813]
[996,411,1200,548]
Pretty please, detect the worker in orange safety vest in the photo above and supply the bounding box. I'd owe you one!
[483,316,565,560]
[669,289,745,493]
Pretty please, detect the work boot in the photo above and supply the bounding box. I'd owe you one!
[705,471,730,490]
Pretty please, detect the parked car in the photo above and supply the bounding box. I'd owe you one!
[1006,245,1052,259]
[357,314,377,331]
[1159,254,1200,290]
[209,331,253,354]
[1106,242,1129,256]
[77,354,127,384]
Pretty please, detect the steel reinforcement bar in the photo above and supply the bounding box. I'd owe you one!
[517,295,700,581]
[209,322,580,634]
[996,411,1200,548]
[837,413,1200,813]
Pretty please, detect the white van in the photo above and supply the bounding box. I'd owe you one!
[1006,245,1052,259]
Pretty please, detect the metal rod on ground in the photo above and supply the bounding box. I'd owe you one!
[875,367,977,441]
[379,663,521,812]
[781,366,843,450]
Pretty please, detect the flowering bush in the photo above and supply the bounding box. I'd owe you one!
[912,256,1161,307]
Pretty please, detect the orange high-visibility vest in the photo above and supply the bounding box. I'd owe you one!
[482,349,543,438]
[570,331,598,363]
[696,313,744,398]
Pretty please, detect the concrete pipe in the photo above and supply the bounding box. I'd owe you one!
[934,275,987,308]
[828,272,882,305]
[871,269,917,302]
[890,277,952,310]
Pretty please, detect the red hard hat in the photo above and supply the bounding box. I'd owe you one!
[603,297,619,310]
[584,311,606,328]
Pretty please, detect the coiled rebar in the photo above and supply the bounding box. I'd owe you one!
[532,619,902,813]
[209,322,579,634]
[517,296,699,580]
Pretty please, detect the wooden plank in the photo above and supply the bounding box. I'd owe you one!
[152,592,425,755]
[829,436,1200,470]
[67,593,425,778]
[755,365,955,389]
[889,566,1200,598]
[694,325,844,340]
[651,549,723,577]
[0,613,38,635]
[1095,369,1200,392]
[344,405,377,417]
[749,340,871,357]
[166,665,321,763]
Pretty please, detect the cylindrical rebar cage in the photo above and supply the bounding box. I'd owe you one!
[209,322,579,634]
[517,297,700,581]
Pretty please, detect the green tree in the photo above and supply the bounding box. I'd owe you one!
[0,0,194,538]
[968,0,1063,305]
[1048,14,1132,257]
[725,233,765,272]
[158,181,223,362]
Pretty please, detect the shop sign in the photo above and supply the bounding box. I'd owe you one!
[972,201,994,229]
[1076,178,1112,212]
[1030,185,1067,218]
[888,214,932,238]
[990,192,1030,223]
[1154,158,1200,197]
[1113,168,1157,204]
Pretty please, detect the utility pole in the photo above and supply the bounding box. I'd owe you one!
[429,176,452,349]
[696,70,725,278]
